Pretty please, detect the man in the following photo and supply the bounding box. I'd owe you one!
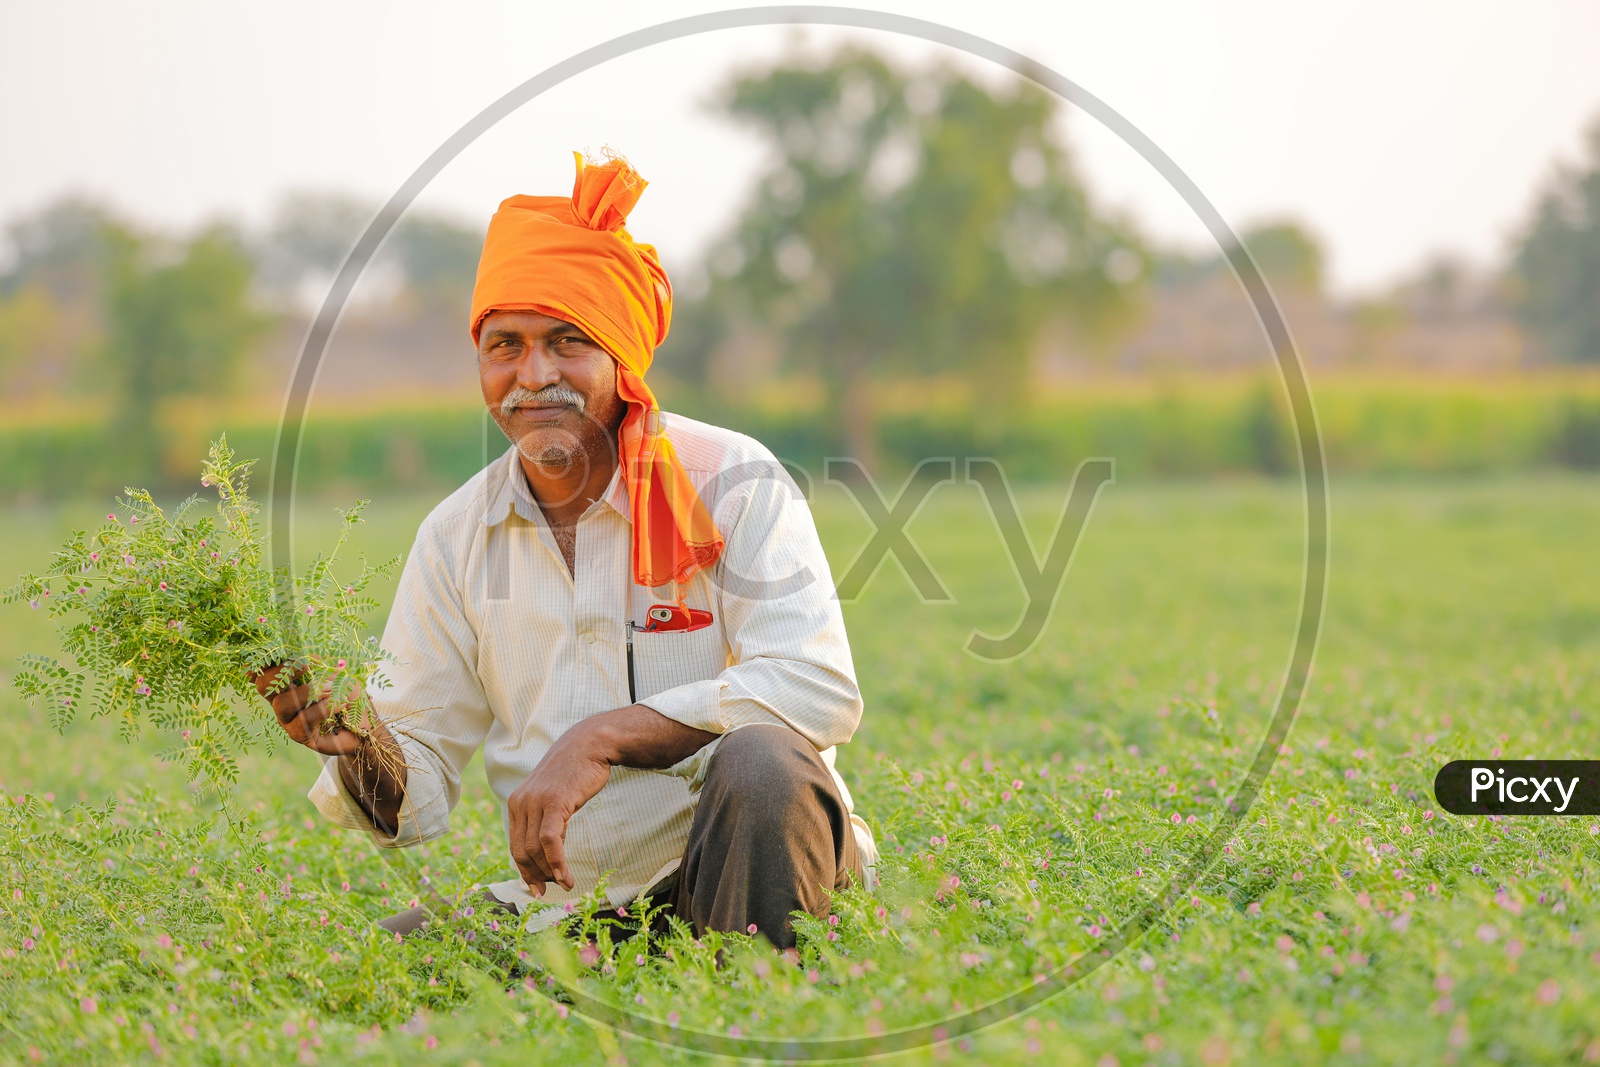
[255,152,874,949]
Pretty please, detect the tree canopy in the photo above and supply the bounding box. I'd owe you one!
[676,48,1146,466]
[1512,118,1600,364]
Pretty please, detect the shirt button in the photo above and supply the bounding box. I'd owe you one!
[582,630,596,644]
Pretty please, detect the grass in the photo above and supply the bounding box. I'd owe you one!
[2,470,1599,1064]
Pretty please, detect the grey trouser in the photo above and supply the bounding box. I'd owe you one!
[380,724,862,950]
[668,724,862,948]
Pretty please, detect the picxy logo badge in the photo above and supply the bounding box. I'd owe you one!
[1434,760,1597,815]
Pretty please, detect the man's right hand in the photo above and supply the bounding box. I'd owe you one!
[251,664,408,834]
[250,664,368,757]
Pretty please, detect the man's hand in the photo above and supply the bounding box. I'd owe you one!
[250,664,406,833]
[507,718,614,897]
[251,664,371,757]
[507,703,717,898]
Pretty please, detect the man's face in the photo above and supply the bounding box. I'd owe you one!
[478,309,627,472]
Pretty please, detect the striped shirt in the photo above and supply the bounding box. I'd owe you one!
[309,412,876,920]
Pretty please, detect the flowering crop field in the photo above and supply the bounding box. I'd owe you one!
[2,474,1599,1065]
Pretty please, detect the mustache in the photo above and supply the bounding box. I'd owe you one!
[501,384,587,418]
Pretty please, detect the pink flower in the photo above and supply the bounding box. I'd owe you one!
[425,1035,438,1050]
[258,616,267,624]
[156,934,172,949]
[124,554,135,566]
[76,586,88,595]
[158,581,168,590]
[336,659,347,670]
[305,605,315,615]
[1537,979,1561,1004]
[89,552,99,562]
[578,942,601,967]
[80,997,97,1013]
[747,923,758,934]
[21,938,34,950]
[1171,812,1182,824]
[107,513,117,521]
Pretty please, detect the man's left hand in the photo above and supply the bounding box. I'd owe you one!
[507,719,613,897]
[506,703,718,899]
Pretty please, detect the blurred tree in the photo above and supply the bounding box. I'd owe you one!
[1,196,127,299]
[390,214,484,317]
[104,225,269,484]
[255,192,483,317]
[686,48,1144,468]
[1512,118,1600,364]
[1238,220,1324,291]
[0,197,128,399]
[253,192,372,307]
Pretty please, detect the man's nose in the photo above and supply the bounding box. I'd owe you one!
[513,344,562,390]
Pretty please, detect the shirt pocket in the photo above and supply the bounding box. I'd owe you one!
[630,623,729,701]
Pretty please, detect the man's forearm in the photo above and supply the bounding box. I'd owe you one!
[590,703,718,769]
[336,722,407,835]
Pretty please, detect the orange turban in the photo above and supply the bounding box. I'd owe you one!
[470,152,724,591]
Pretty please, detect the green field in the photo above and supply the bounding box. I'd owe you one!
[3,471,1599,1064]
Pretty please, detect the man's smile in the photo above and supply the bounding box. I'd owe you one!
[510,403,577,422]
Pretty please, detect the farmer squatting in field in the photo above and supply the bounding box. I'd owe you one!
[252,152,876,949]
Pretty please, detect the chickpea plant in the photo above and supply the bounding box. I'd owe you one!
[3,436,400,796]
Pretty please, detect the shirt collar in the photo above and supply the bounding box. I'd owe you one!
[481,446,631,527]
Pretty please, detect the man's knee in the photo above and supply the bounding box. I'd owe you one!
[703,725,830,816]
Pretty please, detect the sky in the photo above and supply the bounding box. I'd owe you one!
[2,0,1598,297]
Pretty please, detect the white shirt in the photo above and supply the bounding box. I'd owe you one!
[309,412,876,922]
